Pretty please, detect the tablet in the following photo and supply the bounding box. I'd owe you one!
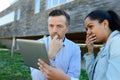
[16,39,50,70]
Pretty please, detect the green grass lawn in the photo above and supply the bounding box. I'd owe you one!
[0,48,88,80]
[0,50,31,80]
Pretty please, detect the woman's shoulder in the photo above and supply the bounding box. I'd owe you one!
[109,34,120,58]
[111,33,120,43]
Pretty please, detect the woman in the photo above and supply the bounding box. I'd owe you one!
[84,10,120,80]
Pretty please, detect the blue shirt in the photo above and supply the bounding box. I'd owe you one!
[31,36,81,80]
[84,30,120,80]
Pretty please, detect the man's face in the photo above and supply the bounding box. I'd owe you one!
[48,15,69,40]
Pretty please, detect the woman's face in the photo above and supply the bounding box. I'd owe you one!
[84,17,109,43]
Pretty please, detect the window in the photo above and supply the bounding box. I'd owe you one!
[16,9,21,20]
[0,11,15,26]
[60,0,67,4]
[11,0,18,5]
[46,0,73,9]
[53,0,58,7]
[0,0,18,12]
[35,0,40,14]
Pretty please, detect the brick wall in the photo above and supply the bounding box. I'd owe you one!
[0,0,120,38]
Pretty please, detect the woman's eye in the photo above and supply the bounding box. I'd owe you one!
[88,25,93,29]
[85,28,88,31]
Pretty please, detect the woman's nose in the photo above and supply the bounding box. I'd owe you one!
[87,30,92,35]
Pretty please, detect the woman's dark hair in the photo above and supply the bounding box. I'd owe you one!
[49,9,70,25]
[85,10,120,31]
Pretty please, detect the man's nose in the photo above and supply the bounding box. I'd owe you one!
[53,27,58,32]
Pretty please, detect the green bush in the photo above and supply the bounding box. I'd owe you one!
[80,69,89,80]
[0,44,6,48]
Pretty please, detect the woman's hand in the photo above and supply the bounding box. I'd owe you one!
[85,32,96,54]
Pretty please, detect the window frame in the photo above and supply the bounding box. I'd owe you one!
[0,11,15,26]
[34,0,41,14]
[46,0,74,9]
[16,9,21,20]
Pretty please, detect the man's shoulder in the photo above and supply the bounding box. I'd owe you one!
[65,38,79,47]
[37,36,50,42]
[65,38,81,52]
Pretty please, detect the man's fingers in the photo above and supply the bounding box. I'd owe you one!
[38,59,51,73]
[53,35,58,40]
[59,39,63,42]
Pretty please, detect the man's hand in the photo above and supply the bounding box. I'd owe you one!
[38,59,70,80]
[49,35,63,59]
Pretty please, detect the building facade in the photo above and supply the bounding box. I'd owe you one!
[0,0,120,48]
[0,0,120,38]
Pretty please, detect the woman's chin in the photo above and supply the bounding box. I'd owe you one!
[94,40,102,44]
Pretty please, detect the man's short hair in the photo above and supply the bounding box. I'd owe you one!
[49,9,70,25]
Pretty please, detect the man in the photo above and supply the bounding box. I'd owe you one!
[31,9,81,80]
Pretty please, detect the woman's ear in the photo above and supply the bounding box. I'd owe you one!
[103,19,109,28]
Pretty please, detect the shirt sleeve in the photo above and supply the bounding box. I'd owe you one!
[67,45,81,79]
[106,37,120,80]
[83,53,94,80]
[70,77,79,80]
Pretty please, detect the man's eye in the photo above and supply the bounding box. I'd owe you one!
[49,25,53,28]
[57,25,63,28]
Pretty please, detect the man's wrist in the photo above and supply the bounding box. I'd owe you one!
[48,52,55,60]
[88,51,93,54]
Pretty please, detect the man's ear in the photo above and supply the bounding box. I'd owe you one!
[66,25,70,33]
[103,19,109,28]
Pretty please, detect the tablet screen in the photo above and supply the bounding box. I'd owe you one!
[17,39,50,69]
